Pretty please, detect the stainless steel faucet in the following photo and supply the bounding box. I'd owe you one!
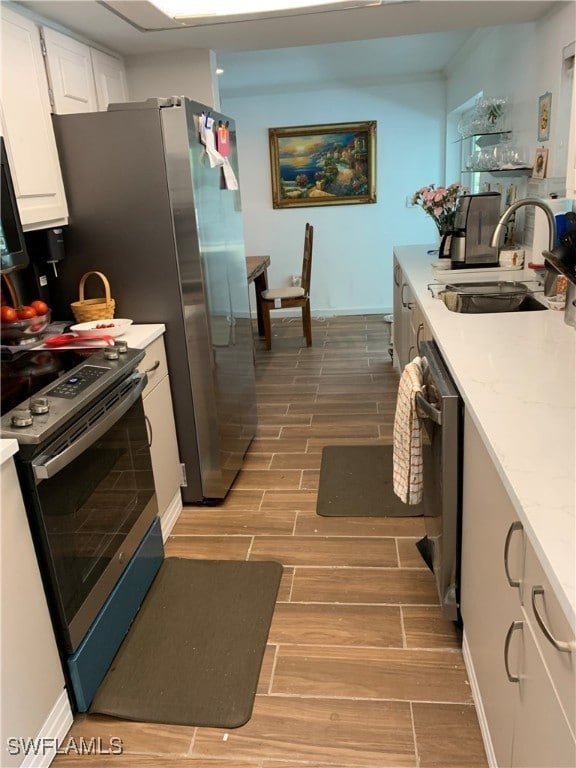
[490,197,558,295]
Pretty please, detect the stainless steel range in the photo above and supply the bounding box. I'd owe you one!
[1,344,163,711]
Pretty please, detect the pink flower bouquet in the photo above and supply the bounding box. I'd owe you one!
[411,182,467,235]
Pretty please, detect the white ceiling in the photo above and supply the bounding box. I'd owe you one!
[11,0,562,93]
[13,0,558,57]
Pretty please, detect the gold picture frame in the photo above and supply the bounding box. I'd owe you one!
[269,121,377,208]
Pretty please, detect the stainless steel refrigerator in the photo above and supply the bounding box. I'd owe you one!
[51,97,257,503]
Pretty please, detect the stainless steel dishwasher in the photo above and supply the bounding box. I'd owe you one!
[416,340,463,622]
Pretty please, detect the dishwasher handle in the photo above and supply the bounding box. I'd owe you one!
[415,391,442,425]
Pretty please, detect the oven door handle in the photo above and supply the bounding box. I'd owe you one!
[32,373,147,482]
[415,391,442,425]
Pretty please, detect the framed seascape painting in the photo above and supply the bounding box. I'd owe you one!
[268,121,377,208]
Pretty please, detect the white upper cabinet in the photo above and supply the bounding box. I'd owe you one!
[41,26,98,114]
[0,6,68,230]
[42,27,128,114]
[90,48,129,110]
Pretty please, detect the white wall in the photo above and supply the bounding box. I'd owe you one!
[121,5,574,317]
[446,5,575,181]
[221,76,447,316]
[125,48,220,109]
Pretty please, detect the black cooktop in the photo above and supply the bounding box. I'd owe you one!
[1,348,98,416]
[1,346,145,445]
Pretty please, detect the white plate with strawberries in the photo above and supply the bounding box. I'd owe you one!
[69,319,133,338]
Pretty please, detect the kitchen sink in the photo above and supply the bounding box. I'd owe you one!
[441,292,549,313]
[514,295,549,312]
[437,281,549,313]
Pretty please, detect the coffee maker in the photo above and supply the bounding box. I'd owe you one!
[440,192,501,268]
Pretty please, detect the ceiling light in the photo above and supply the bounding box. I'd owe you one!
[101,0,387,31]
[150,0,381,19]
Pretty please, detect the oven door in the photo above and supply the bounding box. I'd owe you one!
[417,340,463,622]
[18,372,159,652]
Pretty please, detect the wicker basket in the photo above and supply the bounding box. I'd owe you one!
[70,271,116,323]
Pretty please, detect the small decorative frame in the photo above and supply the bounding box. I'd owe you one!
[268,121,377,208]
[532,147,549,179]
[538,92,552,142]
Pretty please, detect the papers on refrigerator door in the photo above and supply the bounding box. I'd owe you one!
[221,158,238,190]
[216,121,230,157]
[197,112,239,190]
[198,111,223,168]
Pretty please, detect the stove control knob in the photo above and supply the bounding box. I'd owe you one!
[114,340,128,354]
[11,408,33,428]
[30,396,50,415]
[104,347,120,360]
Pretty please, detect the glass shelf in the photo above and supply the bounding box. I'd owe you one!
[455,131,512,146]
[461,167,533,176]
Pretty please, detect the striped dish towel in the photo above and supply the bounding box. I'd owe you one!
[393,357,426,505]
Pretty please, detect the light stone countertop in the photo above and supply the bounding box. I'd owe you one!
[0,438,19,465]
[119,323,165,349]
[394,245,576,630]
[32,323,166,351]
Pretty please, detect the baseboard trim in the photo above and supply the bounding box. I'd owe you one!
[462,629,497,768]
[248,308,393,319]
[20,689,73,768]
[160,491,183,542]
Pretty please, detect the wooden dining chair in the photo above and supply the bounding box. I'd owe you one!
[260,223,314,351]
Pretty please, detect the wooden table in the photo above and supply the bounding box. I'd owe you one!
[246,255,270,336]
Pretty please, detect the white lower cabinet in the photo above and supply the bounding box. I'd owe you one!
[137,335,182,540]
[510,616,575,768]
[1,451,73,767]
[392,255,432,372]
[523,538,575,736]
[461,414,575,767]
[461,412,521,765]
[409,302,432,360]
[392,256,414,371]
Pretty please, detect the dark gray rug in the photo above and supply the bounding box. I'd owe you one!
[316,445,423,517]
[90,558,283,728]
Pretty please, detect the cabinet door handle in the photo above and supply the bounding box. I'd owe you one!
[145,414,153,448]
[504,520,523,588]
[531,586,574,653]
[416,322,424,353]
[401,283,408,307]
[504,620,523,683]
[145,360,161,374]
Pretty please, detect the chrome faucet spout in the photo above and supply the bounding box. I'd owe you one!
[489,196,557,250]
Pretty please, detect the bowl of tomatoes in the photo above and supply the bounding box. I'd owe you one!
[1,300,52,345]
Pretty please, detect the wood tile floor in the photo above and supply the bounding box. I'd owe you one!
[55,315,488,768]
